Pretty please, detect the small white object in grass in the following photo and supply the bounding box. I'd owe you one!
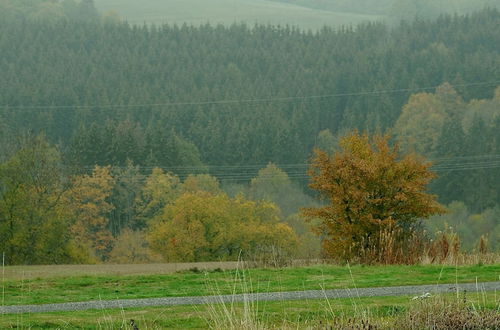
[411,292,431,300]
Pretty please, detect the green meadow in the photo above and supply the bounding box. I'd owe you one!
[94,0,383,30]
[1,292,498,329]
[1,263,498,328]
[2,264,498,306]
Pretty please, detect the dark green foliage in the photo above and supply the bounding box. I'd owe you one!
[0,134,88,265]
[427,201,500,251]
[68,120,205,173]
[1,10,499,165]
[430,118,466,204]
[109,161,142,234]
[425,92,500,212]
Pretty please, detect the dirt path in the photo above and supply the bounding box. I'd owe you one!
[1,281,498,314]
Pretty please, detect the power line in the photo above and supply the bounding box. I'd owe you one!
[76,153,500,171]
[433,163,500,171]
[97,161,500,183]
[1,80,499,111]
[431,154,500,162]
[69,153,500,183]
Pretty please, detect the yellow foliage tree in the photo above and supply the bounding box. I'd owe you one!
[108,229,162,264]
[302,132,445,261]
[395,82,465,156]
[179,174,221,195]
[66,166,115,260]
[148,191,298,262]
[134,167,180,228]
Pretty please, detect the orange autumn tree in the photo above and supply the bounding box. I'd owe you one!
[302,132,445,263]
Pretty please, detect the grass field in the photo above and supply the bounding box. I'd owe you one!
[2,263,498,328]
[1,292,498,329]
[2,264,499,306]
[94,0,384,30]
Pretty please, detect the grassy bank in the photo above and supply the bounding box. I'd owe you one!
[2,264,499,306]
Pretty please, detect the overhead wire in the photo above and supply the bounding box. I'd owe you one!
[1,80,499,111]
[69,153,500,183]
[3,79,499,181]
[76,153,500,170]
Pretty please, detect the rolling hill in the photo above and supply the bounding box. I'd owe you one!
[94,0,383,29]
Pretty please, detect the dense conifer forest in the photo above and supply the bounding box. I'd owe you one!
[0,0,499,263]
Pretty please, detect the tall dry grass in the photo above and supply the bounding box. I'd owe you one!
[394,292,500,330]
[204,259,270,330]
[352,226,425,265]
[346,225,500,266]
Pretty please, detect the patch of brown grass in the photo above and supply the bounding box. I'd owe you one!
[2,261,239,280]
[394,295,500,329]
[343,225,500,266]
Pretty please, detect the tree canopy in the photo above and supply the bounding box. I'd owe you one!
[148,191,298,262]
[302,132,445,260]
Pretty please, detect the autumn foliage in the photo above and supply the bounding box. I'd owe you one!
[66,166,115,261]
[302,132,445,262]
[148,191,298,263]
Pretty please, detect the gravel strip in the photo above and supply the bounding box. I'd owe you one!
[1,281,498,315]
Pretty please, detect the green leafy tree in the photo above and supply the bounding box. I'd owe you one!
[179,174,222,195]
[395,89,447,155]
[108,229,162,264]
[109,161,143,234]
[134,168,180,229]
[0,135,88,265]
[316,129,339,155]
[427,201,500,251]
[248,163,314,217]
[1,9,500,214]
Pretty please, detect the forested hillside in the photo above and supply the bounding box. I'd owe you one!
[0,11,500,165]
[1,9,499,169]
[1,5,499,263]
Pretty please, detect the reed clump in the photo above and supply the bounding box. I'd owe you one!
[344,225,499,266]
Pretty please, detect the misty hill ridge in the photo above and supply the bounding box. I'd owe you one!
[95,0,500,29]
